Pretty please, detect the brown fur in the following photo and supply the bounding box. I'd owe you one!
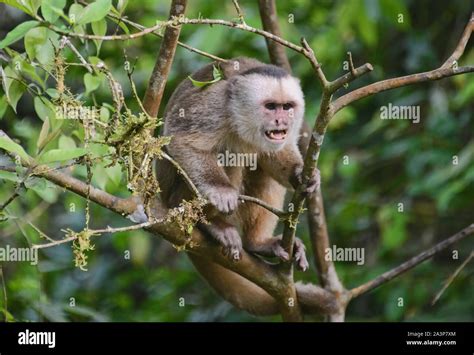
[156,57,320,316]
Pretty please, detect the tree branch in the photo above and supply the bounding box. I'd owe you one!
[441,12,474,68]
[256,0,303,321]
[232,0,246,25]
[431,250,474,305]
[257,0,291,72]
[109,13,227,63]
[332,14,474,114]
[0,143,333,317]
[349,224,474,298]
[142,0,187,118]
[255,1,347,321]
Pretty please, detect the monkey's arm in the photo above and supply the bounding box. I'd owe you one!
[259,143,320,195]
[165,134,244,259]
[167,134,239,213]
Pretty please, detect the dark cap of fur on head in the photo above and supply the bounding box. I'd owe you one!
[241,65,289,78]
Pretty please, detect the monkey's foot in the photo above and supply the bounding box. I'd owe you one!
[206,186,239,214]
[247,236,309,271]
[293,165,321,195]
[201,223,243,261]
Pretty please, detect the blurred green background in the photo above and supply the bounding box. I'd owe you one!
[0,0,473,321]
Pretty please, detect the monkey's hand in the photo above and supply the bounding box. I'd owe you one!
[205,186,239,214]
[292,165,321,195]
[246,235,309,271]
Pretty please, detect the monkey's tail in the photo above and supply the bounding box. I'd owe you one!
[188,254,337,317]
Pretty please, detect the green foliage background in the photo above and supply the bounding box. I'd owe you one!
[0,0,473,321]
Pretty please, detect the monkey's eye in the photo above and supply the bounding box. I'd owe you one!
[265,102,277,110]
[282,103,294,110]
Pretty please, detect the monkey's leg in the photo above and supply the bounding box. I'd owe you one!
[240,174,309,270]
[188,253,332,316]
[198,216,242,260]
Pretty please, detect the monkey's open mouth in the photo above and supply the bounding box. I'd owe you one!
[265,129,287,141]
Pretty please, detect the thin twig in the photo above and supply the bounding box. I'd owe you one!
[350,224,474,298]
[160,152,201,198]
[328,62,373,93]
[2,201,50,238]
[300,38,329,88]
[239,195,287,219]
[347,51,356,76]
[431,250,474,305]
[441,13,474,68]
[3,213,56,243]
[61,36,93,73]
[332,14,474,113]
[0,191,20,211]
[0,266,7,322]
[33,220,159,250]
[110,14,227,63]
[232,0,246,25]
[161,153,286,218]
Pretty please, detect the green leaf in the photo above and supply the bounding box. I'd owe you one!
[1,0,33,15]
[27,0,41,16]
[212,65,223,80]
[38,147,87,164]
[24,27,58,69]
[30,180,59,203]
[108,16,129,35]
[0,21,39,49]
[92,164,108,190]
[0,170,18,182]
[34,96,56,122]
[188,65,223,88]
[46,88,60,100]
[41,0,67,24]
[0,134,30,162]
[188,77,220,88]
[76,0,112,25]
[68,3,84,26]
[12,54,45,89]
[1,66,25,112]
[84,73,101,95]
[99,106,109,122]
[36,115,50,151]
[116,0,128,13]
[91,18,107,54]
[0,95,7,119]
[1,0,41,16]
[58,135,76,149]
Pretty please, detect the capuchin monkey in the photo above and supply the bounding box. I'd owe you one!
[156,57,321,316]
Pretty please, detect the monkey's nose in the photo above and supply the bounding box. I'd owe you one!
[274,117,288,127]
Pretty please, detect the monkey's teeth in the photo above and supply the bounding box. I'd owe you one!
[265,130,287,141]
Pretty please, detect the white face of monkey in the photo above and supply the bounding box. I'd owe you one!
[228,72,305,152]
